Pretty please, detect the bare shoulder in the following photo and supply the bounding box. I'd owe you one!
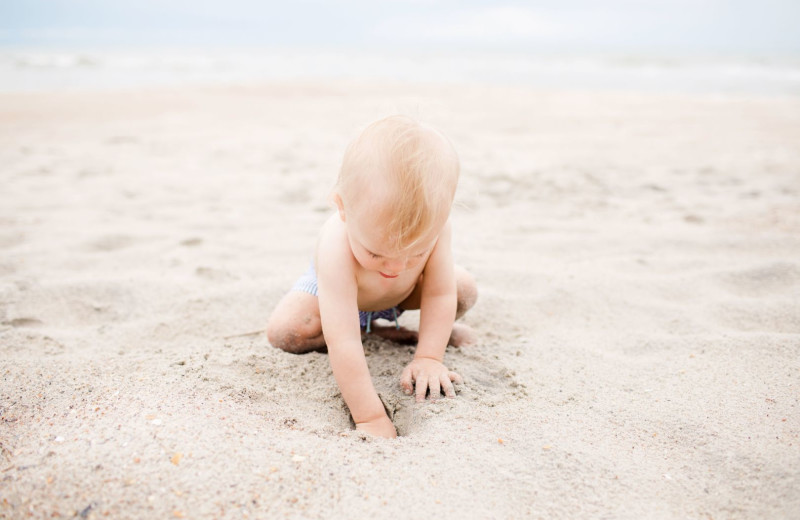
[438,219,453,245]
[316,213,355,280]
[421,218,455,286]
[427,218,453,261]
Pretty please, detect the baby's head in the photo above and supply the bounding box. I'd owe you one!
[333,115,459,260]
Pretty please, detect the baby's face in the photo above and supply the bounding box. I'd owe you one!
[345,213,438,279]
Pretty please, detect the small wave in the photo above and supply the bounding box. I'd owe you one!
[1,48,799,94]
[11,52,102,69]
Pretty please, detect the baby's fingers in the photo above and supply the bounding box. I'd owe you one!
[440,373,457,398]
[428,375,441,401]
[449,371,464,385]
[414,373,429,402]
[400,365,414,395]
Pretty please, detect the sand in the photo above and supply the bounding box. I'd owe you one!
[1,82,799,519]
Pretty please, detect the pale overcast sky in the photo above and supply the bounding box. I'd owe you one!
[1,0,799,54]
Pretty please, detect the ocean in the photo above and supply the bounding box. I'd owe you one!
[1,47,799,95]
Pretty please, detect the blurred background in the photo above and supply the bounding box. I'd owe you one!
[1,0,799,94]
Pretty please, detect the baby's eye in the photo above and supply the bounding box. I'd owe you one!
[369,252,381,259]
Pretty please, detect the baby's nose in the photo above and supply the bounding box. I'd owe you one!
[384,257,407,273]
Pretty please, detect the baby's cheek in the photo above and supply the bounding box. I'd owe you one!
[355,253,375,270]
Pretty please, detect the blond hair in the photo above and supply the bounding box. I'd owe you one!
[335,115,459,251]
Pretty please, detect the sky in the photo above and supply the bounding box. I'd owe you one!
[1,0,799,54]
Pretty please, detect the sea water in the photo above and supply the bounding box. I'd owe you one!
[1,47,799,95]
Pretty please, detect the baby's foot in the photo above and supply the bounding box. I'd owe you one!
[369,325,420,344]
[449,323,477,347]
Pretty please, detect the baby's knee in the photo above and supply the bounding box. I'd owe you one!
[266,313,322,354]
[456,267,478,318]
[266,320,294,352]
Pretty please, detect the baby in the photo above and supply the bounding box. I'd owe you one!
[267,115,477,439]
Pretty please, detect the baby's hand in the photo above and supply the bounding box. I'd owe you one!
[355,415,397,439]
[400,357,463,403]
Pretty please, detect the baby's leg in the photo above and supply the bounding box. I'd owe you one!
[454,265,478,320]
[266,292,326,354]
[451,265,478,346]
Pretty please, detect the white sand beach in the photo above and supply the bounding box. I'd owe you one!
[1,82,799,518]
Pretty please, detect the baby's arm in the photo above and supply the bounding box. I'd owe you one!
[400,222,463,401]
[316,230,396,438]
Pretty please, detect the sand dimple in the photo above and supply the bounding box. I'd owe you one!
[5,280,137,328]
[379,393,425,437]
[716,262,800,297]
[0,232,26,249]
[83,234,137,252]
[4,317,43,328]
[711,300,800,333]
[195,266,237,281]
[179,237,204,247]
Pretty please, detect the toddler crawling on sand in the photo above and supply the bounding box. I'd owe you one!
[267,115,477,438]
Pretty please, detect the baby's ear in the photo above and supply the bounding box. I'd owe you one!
[333,193,346,222]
